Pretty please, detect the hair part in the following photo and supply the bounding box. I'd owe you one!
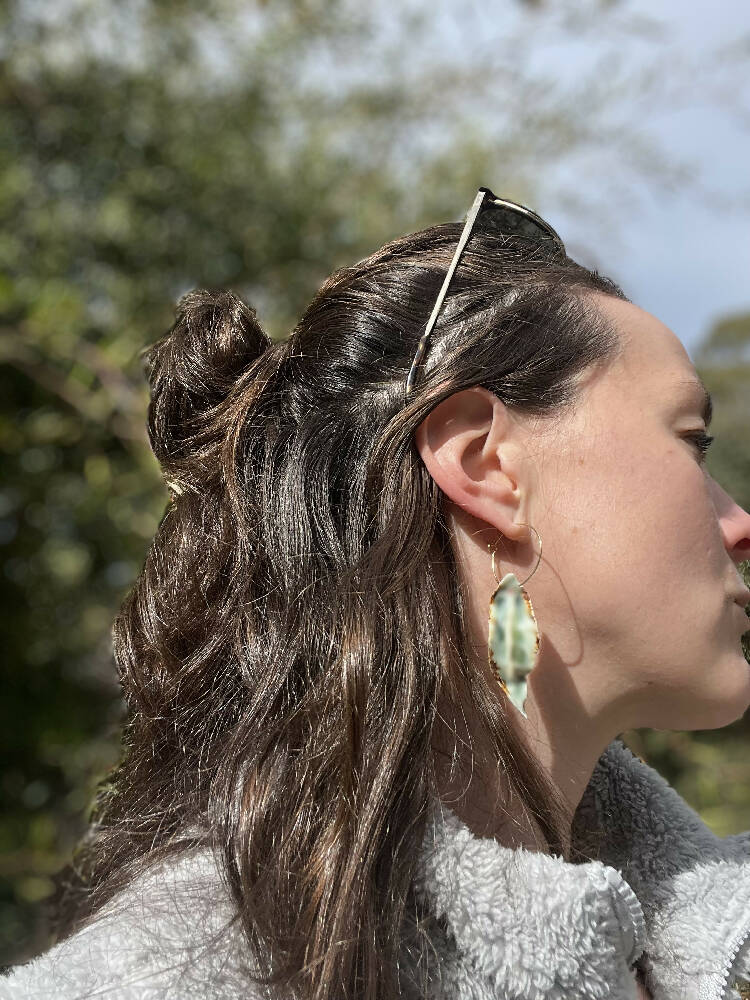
[50,222,627,1000]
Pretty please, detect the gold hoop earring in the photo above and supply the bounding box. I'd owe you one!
[487,523,542,719]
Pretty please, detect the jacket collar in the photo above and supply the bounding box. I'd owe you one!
[572,738,750,1000]
[413,798,646,1000]
[410,739,750,1000]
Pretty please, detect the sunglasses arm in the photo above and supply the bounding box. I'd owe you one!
[405,189,488,395]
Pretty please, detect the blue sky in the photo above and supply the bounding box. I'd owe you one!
[407,0,750,355]
[530,0,750,355]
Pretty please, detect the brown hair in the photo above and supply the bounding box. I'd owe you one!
[52,220,626,999]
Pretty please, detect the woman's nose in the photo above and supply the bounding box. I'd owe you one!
[710,478,750,564]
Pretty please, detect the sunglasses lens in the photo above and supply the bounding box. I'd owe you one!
[479,203,561,247]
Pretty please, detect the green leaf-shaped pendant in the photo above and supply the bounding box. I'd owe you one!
[488,572,540,719]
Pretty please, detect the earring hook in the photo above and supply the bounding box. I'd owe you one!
[488,522,542,587]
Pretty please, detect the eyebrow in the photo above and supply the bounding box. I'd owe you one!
[676,376,713,428]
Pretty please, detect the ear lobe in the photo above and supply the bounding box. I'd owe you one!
[415,387,527,538]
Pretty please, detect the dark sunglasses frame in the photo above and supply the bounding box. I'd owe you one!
[404,186,566,397]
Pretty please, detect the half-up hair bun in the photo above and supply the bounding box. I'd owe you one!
[143,288,271,492]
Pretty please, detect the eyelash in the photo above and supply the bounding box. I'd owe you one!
[683,431,715,464]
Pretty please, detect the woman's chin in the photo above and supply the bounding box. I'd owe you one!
[638,656,750,732]
[683,656,750,730]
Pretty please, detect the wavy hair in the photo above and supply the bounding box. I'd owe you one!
[52,221,626,999]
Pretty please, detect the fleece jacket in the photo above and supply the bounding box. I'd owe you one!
[2,738,750,1000]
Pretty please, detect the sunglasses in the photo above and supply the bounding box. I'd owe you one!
[404,186,566,396]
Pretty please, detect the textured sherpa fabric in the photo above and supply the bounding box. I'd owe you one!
[0,846,257,999]
[572,739,750,1000]
[3,737,750,1000]
[413,800,645,999]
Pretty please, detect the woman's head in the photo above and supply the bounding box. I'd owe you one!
[54,215,746,1000]
[417,292,750,757]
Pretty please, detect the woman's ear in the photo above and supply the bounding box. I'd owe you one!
[415,386,530,542]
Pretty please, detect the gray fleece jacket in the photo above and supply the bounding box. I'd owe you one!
[3,739,750,1000]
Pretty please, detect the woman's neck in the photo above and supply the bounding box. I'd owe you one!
[431,695,558,853]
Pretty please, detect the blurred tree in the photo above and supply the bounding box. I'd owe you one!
[696,311,750,509]
[1,0,748,966]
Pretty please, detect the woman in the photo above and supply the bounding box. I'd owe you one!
[4,188,750,1000]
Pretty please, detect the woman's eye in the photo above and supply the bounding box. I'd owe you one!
[683,431,715,464]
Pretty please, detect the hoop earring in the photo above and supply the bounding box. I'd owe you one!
[487,523,542,719]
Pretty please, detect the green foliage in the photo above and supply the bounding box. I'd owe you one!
[696,313,750,512]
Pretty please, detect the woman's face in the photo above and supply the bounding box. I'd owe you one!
[528,294,750,732]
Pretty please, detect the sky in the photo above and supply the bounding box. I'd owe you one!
[417,0,750,356]
[603,3,749,358]
[521,0,750,356]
